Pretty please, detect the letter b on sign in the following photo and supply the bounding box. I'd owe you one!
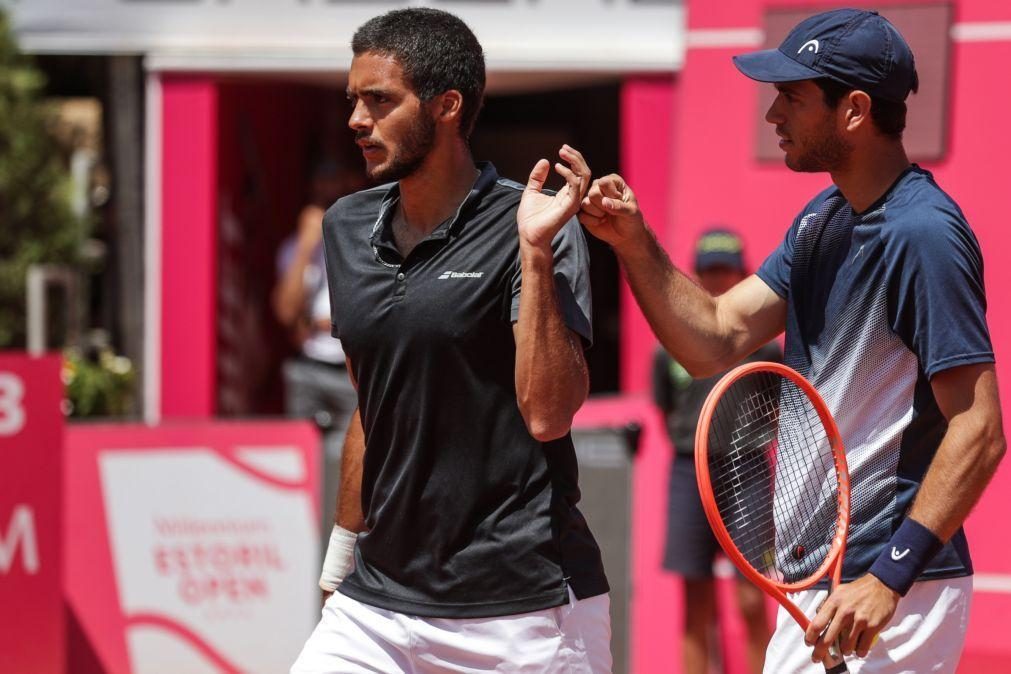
[0,373,26,436]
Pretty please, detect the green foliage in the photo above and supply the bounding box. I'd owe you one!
[0,9,82,347]
[63,347,136,418]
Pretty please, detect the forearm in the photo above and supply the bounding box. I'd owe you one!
[867,365,1005,597]
[613,227,740,376]
[335,407,367,532]
[273,248,314,327]
[908,408,1005,541]
[514,242,589,442]
[809,408,1004,663]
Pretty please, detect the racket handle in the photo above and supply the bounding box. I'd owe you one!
[823,640,848,672]
[824,659,849,673]
[822,631,848,672]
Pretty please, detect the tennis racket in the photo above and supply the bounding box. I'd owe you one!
[695,361,851,673]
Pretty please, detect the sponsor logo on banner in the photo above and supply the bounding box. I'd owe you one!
[151,516,283,609]
[97,443,318,673]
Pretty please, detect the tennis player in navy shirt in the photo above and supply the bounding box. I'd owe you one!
[578,9,1005,673]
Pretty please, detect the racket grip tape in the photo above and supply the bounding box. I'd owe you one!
[822,640,849,673]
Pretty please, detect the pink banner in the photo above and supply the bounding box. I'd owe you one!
[65,420,321,674]
[0,353,64,674]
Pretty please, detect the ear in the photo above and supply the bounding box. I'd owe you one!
[843,90,872,133]
[433,90,464,128]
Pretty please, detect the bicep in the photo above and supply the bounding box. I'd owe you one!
[930,363,1001,426]
[716,274,787,358]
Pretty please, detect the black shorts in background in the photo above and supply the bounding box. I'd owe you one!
[663,454,723,579]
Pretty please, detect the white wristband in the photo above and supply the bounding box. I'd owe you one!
[319,525,358,592]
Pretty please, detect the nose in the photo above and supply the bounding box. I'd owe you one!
[765,93,786,125]
[348,98,371,132]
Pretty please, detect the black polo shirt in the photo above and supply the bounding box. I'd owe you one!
[322,161,608,618]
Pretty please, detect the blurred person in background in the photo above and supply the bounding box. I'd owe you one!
[272,157,362,541]
[652,228,778,674]
[290,8,610,673]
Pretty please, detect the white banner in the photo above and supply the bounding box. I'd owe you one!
[98,447,318,674]
[3,0,684,72]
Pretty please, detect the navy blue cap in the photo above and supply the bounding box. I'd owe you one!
[734,9,918,102]
[695,229,745,273]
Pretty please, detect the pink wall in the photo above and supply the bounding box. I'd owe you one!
[612,0,1011,671]
[160,78,219,418]
[620,78,677,394]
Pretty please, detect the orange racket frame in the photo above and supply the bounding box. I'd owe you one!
[695,361,852,632]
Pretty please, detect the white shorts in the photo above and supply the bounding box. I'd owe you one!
[764,576,972,674]
[290,586,612,673]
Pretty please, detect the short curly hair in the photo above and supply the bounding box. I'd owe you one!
[814,77,917,140]
[352,8,486,140]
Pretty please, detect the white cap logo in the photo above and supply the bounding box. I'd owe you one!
[798,39,820,54]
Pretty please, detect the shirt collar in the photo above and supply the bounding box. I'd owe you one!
[369,162,500,252]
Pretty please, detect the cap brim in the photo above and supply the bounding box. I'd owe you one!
[733,49,823,83]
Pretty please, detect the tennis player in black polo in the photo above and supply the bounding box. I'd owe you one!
[289,8,611,673]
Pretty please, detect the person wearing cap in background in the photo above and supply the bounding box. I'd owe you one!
[579,8,1004,673]
[652,228,780,674]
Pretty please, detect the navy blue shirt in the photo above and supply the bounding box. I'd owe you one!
[757,166,993,582]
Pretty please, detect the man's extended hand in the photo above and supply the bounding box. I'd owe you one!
[806,574,900,664]
[517,145,591,249]
[578,174,646,250]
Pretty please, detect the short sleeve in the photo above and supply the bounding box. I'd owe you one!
[508,217,593,345]
[889,217,994,378]
[756,215,801,299]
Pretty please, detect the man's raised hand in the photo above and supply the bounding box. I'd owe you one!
[578,174,646,250]
[517,145,591,249]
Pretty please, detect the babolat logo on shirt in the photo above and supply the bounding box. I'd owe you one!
[438,271,484,279]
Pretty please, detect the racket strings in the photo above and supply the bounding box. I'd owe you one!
[707,372,842,584]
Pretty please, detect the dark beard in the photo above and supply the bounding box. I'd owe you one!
[364,112,437,183]
[787,124,852,173]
